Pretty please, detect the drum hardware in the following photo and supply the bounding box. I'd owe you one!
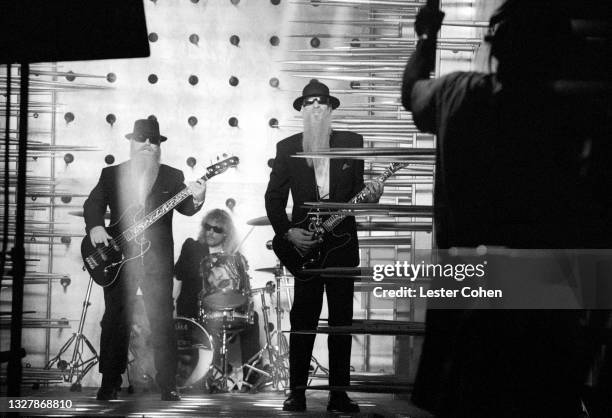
[238,284,290,391]
[197,251,255,393]
[45,276,99,391]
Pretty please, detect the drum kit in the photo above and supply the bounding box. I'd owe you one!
[174,218,294,393]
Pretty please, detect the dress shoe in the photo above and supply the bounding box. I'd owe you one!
[327,392,359,413]
[283,391,306,412]
[160,389,181,401]
[96,386,117,401]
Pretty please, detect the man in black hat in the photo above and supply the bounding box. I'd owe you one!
[265,79,383,412]
[84,118,206,401]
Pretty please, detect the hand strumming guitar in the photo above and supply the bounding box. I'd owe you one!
[286,228,320,253]
[90,225,112,247]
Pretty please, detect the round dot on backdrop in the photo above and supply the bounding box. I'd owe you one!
[269,118,278,128]
[61,196,72,204]
[63,153,74,165]
[350,38,361,48]
[189,75,199,86]
[269,77,279,88]
[189,34,199,45]
[65,71,76,82]
[230,35,240,46]
[229,76,239,86]
[148,32,158,42]
[64,112,74,124]
[270,36,280,46]
[228,117,239,127]
[186,157,197,168]
[188,116,198,127]
[107,73,116,83]
[267,158,275,168]
[106,114,116,126]
[105,155,115,165]
[310,37,320,48]
[148,74,158,84]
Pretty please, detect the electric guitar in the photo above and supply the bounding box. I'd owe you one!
[272,162,408,281]
[81,156,239,287]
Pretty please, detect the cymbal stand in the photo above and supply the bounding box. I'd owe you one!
[241,287,289,391]
[274,267,290,364]
[45,276,99,391]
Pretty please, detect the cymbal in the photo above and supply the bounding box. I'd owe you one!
[68,210,111,219]
[246,215,271,226]
[255,266,293,276]
[246,213,291,226]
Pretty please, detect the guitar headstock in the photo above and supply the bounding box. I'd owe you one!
[203,155,240,180]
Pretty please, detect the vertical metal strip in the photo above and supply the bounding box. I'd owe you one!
[8,61,29,397]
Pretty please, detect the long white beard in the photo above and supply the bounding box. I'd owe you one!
[302,111,332,169]
[131,150,160,204]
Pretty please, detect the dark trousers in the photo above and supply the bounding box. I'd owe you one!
[289,277,354,390]
[99,265,177,390]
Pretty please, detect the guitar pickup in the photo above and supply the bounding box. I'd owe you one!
[86,256,98,270]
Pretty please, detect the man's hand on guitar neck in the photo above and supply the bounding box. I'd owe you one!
[363,180,384,203]
[285,228,319,253]
[187,179,207,206]
[90,226,112,247]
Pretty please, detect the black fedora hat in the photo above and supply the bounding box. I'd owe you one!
[125,119,167,142]
[292,79,340,111]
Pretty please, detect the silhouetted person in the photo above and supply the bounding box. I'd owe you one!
[401,2,611,417]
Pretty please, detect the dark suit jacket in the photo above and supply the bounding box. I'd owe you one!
[83,161,201,280]
[265,130,365,267]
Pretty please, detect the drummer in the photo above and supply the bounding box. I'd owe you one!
[174,208,265,391]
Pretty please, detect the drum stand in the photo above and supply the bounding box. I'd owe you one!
[206,318,243,393]
[45,276,99,391]
[241,283,289,392]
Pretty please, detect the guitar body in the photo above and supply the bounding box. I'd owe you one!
[272,227,352,281]
[81,225,130,287]
[271,163,409,280]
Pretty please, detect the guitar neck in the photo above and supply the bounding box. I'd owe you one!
[321,162,408,232]
[123,187,193,242]
[117,156,238,243]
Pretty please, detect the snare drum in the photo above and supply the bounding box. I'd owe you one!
[174,317,214,389]
[200,253,250,310]
[198,303,255,331]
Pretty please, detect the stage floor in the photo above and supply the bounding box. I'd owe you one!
[7,386,434,417]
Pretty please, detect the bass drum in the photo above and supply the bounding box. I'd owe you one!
[174,317,214,389]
